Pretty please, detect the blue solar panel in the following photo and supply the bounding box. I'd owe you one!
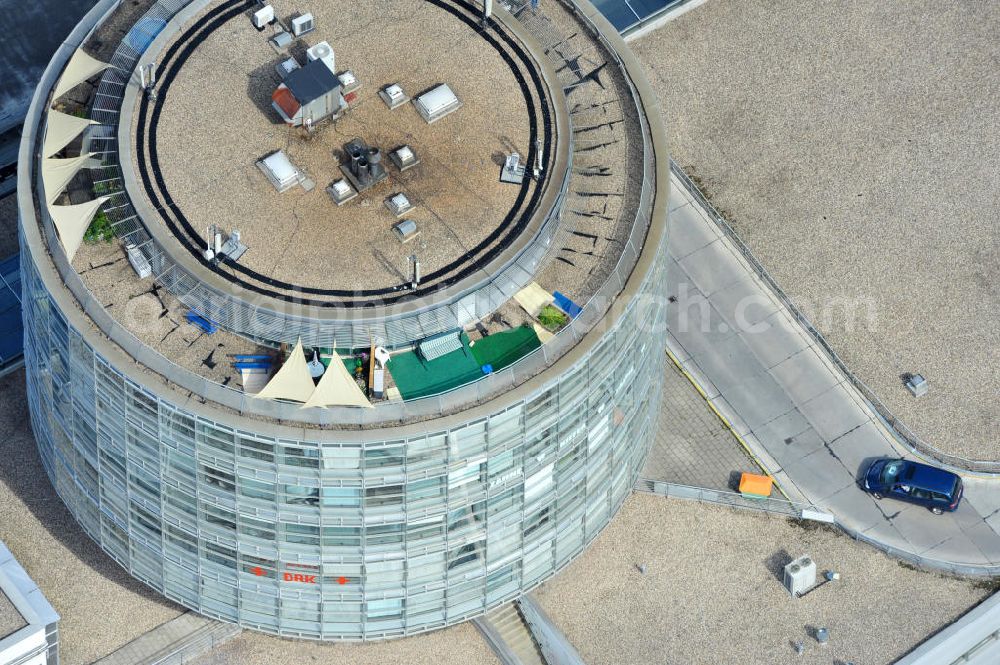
[0,253,23,365]
[592,0,684,32]
[591,0,640,30]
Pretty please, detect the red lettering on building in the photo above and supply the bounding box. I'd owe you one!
[282,572,317,584]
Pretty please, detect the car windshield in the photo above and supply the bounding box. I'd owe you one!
[880,460,906,485]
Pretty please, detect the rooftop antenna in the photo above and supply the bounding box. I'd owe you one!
[203,225,215,261]
[533,137,543,179]
[409,254,421,289]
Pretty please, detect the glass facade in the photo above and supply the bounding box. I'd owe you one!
[20,227,668,640]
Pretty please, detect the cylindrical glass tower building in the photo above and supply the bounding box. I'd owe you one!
[18,0,669,640]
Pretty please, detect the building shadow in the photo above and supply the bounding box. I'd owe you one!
[764,548,792,584]
[246,60,286,125]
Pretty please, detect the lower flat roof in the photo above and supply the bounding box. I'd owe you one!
[0,589,26,640]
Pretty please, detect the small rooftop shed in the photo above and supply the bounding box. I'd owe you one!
[272,59,345,127]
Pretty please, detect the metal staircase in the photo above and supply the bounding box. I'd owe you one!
[476,602,548,665]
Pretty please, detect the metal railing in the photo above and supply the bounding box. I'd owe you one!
[635,479,821,519]
[669,161,999,474]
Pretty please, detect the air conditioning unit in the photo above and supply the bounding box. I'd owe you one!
[291,12,315,37]
[252,5,274,30]
[306,41,335,73]
[783,555,816,597]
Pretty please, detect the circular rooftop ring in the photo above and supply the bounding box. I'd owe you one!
[136,0,554,304]
[114,0,570,349]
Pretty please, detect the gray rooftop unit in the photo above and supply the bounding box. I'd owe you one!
[385,193,413,216]
[327,178,357,206]
[392,219,420,243]
[390,145,420,171]
[379,83,409,110]
[276,57,300,79]
[501,152,526,184]
[413,84,462,123]
[269,30,292,51]
[291,12,315,37]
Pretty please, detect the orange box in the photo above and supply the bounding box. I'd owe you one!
[739,472,773,498]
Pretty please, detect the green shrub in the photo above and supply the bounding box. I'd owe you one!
[83,212,115,244]
[538,305,568,331]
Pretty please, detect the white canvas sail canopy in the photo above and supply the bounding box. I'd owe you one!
[53,49,110,101]
[42,153,96,205]
[255,339,316,403]
[44,110,98,157]
[49,196,110,261]
[302,354,372,409]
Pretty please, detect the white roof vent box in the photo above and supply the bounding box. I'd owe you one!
[413,84,462,124]
[306,41,336,73]
[252,5,275,31]
[291,12,315,37]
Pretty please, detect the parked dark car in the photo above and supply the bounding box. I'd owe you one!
[862,458,963,514]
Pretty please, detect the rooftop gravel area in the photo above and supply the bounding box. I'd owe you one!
[189,621,498,665]
[633,0,1000,459]
[0,589,25,640]
[536,492,990,665]
[142,0,537,294]
[0,370,184,665]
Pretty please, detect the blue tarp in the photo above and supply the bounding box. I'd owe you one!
[553,291,583,319]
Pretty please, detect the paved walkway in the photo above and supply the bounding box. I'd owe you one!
[664,172,1000,573]
[642,359,762,492]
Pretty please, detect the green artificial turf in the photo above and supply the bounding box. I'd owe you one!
[386,334,483,400]
[470,325,541,372]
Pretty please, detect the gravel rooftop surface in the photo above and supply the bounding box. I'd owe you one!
[0,370,183,665]
[145,0,535,294]
[0,194,18,258]
[0,589,25,640]
[190,620,497,665]
[632,0,1000,459]
[536,492,989,665]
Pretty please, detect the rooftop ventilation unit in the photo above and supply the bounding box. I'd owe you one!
[340,138,387,192]
[291,12,315,37]
[326,178,357,206]
[393,219,420,243]
[338,70,360,94]
[125,243,152,279]
[501,152,526,184]
[385,193,413,217]
[269,31,292,51]
[275,57,300,79]
[390,145,420,172]
[379,83,409,110]
[252,5,274,30]
[413,84,462,124]
[783,555,816,597]
[306,41,336,73]
[257,150,301,193]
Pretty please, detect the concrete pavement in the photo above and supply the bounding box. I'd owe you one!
[664,170,1000,573]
